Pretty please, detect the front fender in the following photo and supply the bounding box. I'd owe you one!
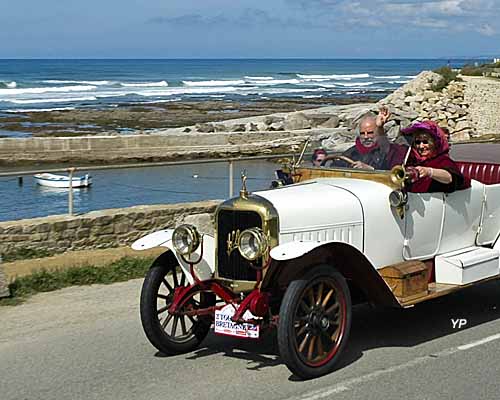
[266,240,400,308]
[133,229,215,283]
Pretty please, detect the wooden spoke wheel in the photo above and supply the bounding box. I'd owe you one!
[140,260,215,355]
[278,265,351,379]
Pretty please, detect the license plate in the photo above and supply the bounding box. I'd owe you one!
[214,304,260,339]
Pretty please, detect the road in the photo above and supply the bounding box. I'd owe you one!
[1,278,500,400]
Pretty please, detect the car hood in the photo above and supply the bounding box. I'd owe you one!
[255,180,364,234]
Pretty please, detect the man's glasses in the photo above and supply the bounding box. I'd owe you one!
[360,131,374,135]
[414,139,430,145]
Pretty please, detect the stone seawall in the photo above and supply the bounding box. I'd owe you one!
[0,200,221,261]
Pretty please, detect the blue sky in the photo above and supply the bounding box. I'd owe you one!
[1,0,499,58]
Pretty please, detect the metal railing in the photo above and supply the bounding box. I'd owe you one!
[0,153,303,216]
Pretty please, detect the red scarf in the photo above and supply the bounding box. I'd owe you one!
[355,137,378,154]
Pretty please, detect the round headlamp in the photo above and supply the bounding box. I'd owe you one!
[238,227,268,261]
[172,225,200,256]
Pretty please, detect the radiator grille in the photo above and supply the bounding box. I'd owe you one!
[216,210,262,281]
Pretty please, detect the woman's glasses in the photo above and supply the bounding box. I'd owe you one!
[414,139,430,145]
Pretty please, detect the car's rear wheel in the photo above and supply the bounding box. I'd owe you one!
[140,260,214,355]
[278,265,351,379]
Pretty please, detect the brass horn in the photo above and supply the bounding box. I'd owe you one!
[390,165,406,187]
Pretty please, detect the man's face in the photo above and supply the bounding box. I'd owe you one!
[359,119,376,147]
[313,154,325,166]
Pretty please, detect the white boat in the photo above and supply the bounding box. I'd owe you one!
[34,173,92,188]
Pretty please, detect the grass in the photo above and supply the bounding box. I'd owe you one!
[0,256,154,306]
[432,66,460,91]
[461,61,500,77]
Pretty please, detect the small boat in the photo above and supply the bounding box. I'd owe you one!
[34,173,92,188]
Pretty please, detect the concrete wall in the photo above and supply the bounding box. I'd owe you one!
[0,200,221,262]
[0,132,306,164]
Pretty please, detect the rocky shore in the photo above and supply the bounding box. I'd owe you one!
[1,71,500,165]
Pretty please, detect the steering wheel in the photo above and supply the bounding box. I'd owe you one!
[320,155,356,167]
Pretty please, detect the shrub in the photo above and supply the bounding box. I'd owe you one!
[432,66,459,91]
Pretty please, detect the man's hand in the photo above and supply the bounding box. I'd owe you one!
[352,161,375,170]
[376,106,391,128]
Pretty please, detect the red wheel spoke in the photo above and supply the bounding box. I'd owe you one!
[308,335,317,360]
[316,282,324,305]
[162,278,173,292]
[299,333,311,353]
[157,305,168,315]
[179,316,188,335]
[171,316,179,336]
[172,272,179,287]
[321,288,335,308]
[161,313,173,329]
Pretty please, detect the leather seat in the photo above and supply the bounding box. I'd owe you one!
[456,161,500,185]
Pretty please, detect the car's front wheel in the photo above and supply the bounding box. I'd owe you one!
[278,265,352,379]
[140,259,214,355]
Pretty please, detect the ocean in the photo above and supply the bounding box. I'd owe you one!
[0,58,480,221]
[0,58,475,115]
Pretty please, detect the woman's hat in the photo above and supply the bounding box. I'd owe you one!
[401,120,449,154]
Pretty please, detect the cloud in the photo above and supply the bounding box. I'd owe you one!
[476,23,495,36]
[148,8,327,30]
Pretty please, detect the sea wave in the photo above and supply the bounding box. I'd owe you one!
[389,80,411,84]
[42,80,111,85]
[321,81,376,88]
[374,75,401,79]
[297,73,370,80]
[0,85,97,96]
[8,96,97,104]
[244,76,274,80]
[247,78,301,85]
[5,107,76,112]
[182,80,246,87]
[120,81,168,87]
[0,81,18,88]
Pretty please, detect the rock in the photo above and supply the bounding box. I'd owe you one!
[213,124,228,132]
[0,258,9,298]
[256,122,268,131]
[319,116,340,129]
[183,213,214,236]
[195,123,215,133]
[284,112,312,131]
[230,124,246,132]
[245,122,258,132]
[451,130,471,141]
[306,114,332,127]
[183,127,192,133]
[263,115,284,125]
[269,121,284,131]
[386,125,400,139]
[454,120,473,132]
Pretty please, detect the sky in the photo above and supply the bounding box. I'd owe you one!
[1,0,499,58]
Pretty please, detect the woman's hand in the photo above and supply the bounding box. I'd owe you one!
[414,166,452,184]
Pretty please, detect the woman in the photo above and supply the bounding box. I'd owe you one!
[402,121,470,193]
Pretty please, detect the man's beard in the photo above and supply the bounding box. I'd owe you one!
[360,137,374,146]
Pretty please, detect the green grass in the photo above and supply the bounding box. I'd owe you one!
[0,256,154,306]
[432,66,460,91]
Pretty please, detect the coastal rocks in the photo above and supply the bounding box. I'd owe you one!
[0,259,9,298]
[380,71,476,141]
[284,112,312,130]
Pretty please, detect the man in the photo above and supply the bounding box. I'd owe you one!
[331,107,407,170]
[311,148,327,167]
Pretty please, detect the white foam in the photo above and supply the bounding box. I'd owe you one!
[8,96,97,104]
[325,81,375,87]
[374,75,401,79]
[182,80,246,87]
[42,80,111,85]
[120,81,168,87]
[244,76,274,80]
[247,79,301,86]
[297,73,370,80]
[0,85,96,96]
[137,86,243,96]
[389,80,411,84]
[5,107,76,112]
[6,81,17,88]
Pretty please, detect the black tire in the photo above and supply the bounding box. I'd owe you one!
[140,261,214,355]
[278,265,352,379]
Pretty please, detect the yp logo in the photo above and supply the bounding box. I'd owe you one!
[451,318,467,329]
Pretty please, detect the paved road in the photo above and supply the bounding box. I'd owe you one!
[1,278,500,400]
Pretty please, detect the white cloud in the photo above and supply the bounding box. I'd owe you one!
[476,23,496,36]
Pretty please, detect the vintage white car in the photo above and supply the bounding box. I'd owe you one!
[132,159,500,379]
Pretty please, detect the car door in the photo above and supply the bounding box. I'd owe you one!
[403,192,445,260]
